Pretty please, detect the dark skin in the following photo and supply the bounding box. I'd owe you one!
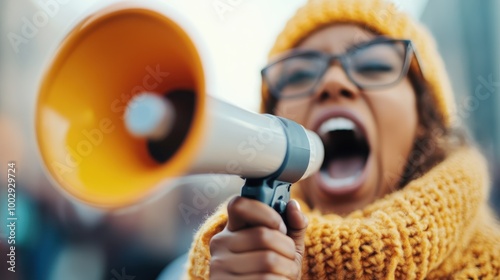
[209,24,418,278]
[276,25,418,215]
[209,197,307,279]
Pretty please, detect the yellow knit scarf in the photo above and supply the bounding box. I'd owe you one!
[186,148,500,279]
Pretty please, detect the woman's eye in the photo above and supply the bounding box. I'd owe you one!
[354,62,394,74]
[283,70,317,85]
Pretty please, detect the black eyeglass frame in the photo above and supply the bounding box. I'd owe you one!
[261,38,424,100]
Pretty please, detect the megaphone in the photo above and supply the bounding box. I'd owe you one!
[35,1,324,212]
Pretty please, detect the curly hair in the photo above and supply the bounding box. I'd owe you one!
[395,73,468,188]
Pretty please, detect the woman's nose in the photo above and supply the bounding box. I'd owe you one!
[314,64,360,102]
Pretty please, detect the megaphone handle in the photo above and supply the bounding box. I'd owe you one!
[241,178,291,218]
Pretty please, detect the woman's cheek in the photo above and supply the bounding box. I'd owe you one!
[275,100,311,124]
[372,84,418,190]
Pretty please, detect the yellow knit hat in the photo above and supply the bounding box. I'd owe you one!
[261,0,456,126]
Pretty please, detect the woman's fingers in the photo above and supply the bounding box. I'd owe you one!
[210,250,300,278]
[226,227,296,259]
[209,226,295,260]
[209,197,306,279]
[285,199,308,261]
[226,196,286,233]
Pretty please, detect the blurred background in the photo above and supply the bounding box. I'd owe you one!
[0,0,499,279]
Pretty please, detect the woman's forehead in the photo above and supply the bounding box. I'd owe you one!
[296,24,379,53]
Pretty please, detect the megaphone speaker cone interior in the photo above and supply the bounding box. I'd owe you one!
[36,3,208,208]
[124,93,176,140]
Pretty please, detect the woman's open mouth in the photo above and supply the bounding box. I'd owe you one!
[313,110,371,196]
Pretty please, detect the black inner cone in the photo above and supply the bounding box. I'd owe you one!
[147,89,196,163]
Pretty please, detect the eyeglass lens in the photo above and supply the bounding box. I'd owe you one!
[265,40,408,98]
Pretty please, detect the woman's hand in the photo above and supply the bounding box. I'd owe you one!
[209,196,308,280]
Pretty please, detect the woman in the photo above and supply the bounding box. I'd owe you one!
[187,0,500,278]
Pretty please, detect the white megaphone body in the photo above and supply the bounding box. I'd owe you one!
[35,1,324,212]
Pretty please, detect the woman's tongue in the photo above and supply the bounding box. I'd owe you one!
[327,155,365,178]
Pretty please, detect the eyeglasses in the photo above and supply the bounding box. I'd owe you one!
[261,38,422,99]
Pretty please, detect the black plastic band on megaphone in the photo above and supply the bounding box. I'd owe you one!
[267,115,311,183]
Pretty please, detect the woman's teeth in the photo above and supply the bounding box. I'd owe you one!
[318,117,364,141]
[318,117,355,135]
[315,115,370,192]
[320,170,362,188]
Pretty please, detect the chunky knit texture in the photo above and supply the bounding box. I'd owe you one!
[260,0,456,126]
[186,148,500,279]
[186,1,500,278]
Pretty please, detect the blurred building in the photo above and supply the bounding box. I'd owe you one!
[421,0,500,212]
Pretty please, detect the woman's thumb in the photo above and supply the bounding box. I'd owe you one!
[285,199,308,263]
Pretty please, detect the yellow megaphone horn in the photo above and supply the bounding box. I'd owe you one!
[35,1,324,211]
